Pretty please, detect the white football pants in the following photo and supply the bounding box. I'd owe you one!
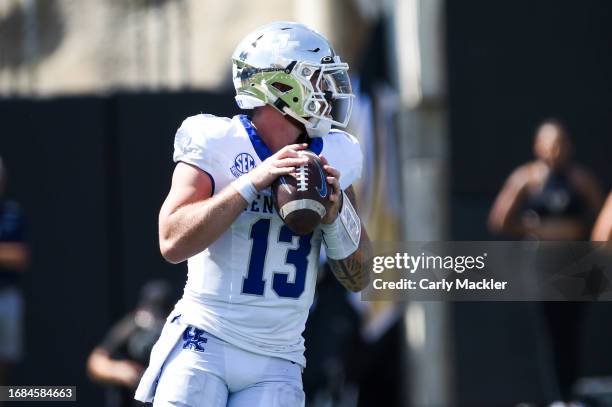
[152,324,305,407]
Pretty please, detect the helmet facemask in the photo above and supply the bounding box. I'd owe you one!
[293,59,353,135]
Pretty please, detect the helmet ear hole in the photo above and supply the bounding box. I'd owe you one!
[271,82,293,93]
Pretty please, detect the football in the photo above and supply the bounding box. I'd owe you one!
[272,151,332,235]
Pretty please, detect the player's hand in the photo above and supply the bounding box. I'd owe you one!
[319,155,342,224]
[248,143,309,190]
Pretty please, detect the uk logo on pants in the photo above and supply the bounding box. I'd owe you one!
[182,327,208,352]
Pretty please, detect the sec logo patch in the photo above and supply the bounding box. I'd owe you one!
[231,152,255,177]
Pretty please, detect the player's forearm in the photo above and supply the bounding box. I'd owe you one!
[328,224,372,292]
[160,186,247,263]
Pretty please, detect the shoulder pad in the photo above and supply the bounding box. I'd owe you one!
[173,114,233,178]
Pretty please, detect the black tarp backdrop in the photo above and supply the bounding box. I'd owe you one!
[0,98,112,406]
[447,0,612,406]
[0,92,237,406]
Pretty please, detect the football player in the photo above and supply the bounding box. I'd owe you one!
[135,21,371,407]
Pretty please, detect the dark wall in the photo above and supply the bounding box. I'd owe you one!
[447,1,612,406]
[1,98,111,405]
[0,92,237,407]
[447,0,612,240]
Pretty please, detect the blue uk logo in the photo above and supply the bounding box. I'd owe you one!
[182,327,208,352]
[231,152,255,178]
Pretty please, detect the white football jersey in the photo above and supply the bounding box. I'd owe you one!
[171,114,362,367]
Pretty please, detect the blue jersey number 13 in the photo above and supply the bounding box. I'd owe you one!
[242,218,312,299]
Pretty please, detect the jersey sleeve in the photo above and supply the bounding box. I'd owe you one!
[173,114,232,192]
[324,130,363,190]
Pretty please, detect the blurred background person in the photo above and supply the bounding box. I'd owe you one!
[591,192,612,241]
[488,120,604,405]
[87,280,176,407]
[0,156,29,388]
[489,119,603,241]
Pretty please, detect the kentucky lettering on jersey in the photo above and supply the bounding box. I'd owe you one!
[244,194,275,214]
[171,114,363,367]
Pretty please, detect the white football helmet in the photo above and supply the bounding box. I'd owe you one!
[232,21,354,137]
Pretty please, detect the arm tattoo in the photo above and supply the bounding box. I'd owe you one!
[327,187,372,292]
[328,237,371,292]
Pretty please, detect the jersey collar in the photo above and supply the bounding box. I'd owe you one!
[239,114,324,162]
[309,136,323,155]
[239,114,272,162]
